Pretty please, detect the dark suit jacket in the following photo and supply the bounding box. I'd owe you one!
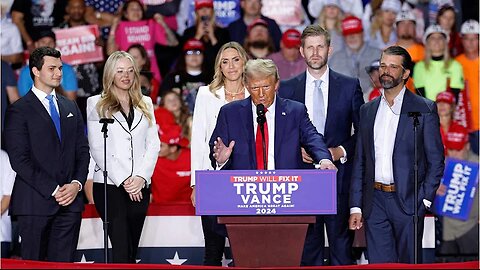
[209,96,331,169]
[349,89,444,218]
[5,90,90,216]
[278,70,364,194]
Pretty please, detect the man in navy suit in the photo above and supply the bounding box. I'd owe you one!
[348,46,444,263]
[278,24,364,266]
[4,47,89,262]
[210,58,336,172]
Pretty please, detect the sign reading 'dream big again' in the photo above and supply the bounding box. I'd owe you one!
[195,170,336,215]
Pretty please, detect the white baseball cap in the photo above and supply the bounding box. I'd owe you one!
[461,20,479,35]
[423,24,449,44]
[396,10,416,24]
[381,0,401,13]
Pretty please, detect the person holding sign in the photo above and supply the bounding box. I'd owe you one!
[210,59,335,172]
[107,0,178,83]
[349,46,444,263]
[436,121,478,261]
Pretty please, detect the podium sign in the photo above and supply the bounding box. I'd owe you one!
[195,170,336,215]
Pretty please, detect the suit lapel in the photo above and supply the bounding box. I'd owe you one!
[57,95,68,146]
[274,96,286,166]
[294,73,307,103]
[25,91,61,143]
[393,91,412,153]
[112,111,130,133]
[131,107,144,131]
[239,98,256,168]
[325,70,340,138]
[367,97,381,161]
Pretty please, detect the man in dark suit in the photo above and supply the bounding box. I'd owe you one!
[4,47,89,262]
[210,58,336,172]
[278,24,364,266]
[348,46,444,263]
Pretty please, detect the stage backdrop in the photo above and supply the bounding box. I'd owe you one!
[75,203,435,265]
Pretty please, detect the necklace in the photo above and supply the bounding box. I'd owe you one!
[224,87,245,100]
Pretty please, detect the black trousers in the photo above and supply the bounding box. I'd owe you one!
[201,215,226,266]
[16,208,81,262]
[93,183,150,263]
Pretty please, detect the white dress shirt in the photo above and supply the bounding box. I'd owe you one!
[374,87,405,185]
[304,68,347,163]
[31,86,59,115]
[305,68,329,123]
[251,97,276,170]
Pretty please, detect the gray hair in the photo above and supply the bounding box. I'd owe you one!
[244,59,279,84]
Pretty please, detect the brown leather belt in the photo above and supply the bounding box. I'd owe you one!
[374,182,396,192]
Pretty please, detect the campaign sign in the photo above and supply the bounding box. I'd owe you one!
[195,170,336,215]
[261,0,302,26]
[54,25,103,65]
[434,158,479,221]
[187,0,240,28]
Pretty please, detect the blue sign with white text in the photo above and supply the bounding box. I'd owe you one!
[434,158,479,221]
[187,0,240,28]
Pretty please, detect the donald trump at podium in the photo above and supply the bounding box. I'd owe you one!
[209,59,336,172]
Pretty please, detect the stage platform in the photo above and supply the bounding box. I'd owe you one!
[1,259,478,269]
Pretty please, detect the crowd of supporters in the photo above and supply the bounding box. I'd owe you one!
[0,0,478,264]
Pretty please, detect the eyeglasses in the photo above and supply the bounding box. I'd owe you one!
[379,63,405,72]
[185,50,202,55]
[116,68,135,76]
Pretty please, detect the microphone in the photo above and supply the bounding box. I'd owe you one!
[99,118,114,124]
[408,112,421,127]
[256,103,266,125]
[99,118,114,135]
[407,112,421,118]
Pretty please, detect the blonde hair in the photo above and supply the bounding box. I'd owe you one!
[209,42,249,96]
[317,6,343,33]
[243,59,279,85]
[424,36,452,70]
[96,51,153,125]
[369,10,382,38]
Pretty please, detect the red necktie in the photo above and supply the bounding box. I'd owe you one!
[255,109,268,170]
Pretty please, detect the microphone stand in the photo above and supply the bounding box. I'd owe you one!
[100,118,114,264]
[408,112,421,264]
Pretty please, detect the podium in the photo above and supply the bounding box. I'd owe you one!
[196,170,336,267]
[218,216,315,267]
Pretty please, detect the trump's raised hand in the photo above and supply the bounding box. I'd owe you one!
[213,137,235,166]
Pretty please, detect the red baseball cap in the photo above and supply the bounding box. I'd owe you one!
[341,16,363,36]
[195,0,214,10]
[247,18,268,33]
[282,29,301,48]
[183,38,205,52]
[445,124,469,150]
[436,91,455,104]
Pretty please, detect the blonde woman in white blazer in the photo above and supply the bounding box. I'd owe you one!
[190,42,249,266]
[86,51,160,263]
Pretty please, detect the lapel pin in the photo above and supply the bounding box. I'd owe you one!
[282,112,286,116]
[67,112,74,118]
